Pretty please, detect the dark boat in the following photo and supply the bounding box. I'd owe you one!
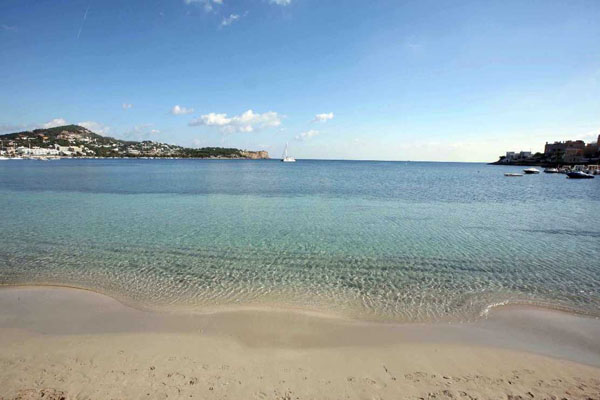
[567,171,594,179]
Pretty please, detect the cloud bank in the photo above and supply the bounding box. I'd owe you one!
[189,109,282,134]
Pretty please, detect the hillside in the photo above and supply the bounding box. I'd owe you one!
[0,125,269,159]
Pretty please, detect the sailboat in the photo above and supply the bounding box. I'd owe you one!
[281,143,296,163]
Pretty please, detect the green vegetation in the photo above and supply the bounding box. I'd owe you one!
[181,147,243,158]
[0,125,267,159]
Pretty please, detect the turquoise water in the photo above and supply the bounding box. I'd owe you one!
[1,159,599,321]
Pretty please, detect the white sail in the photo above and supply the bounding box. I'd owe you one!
[281,143,296,162]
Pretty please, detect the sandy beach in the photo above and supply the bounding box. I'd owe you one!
[3,0,600,398]
[0,286,599,400]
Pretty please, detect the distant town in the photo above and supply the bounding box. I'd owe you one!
[0,125,269,160]
[492,134,600,167]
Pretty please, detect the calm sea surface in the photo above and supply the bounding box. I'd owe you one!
[1,159,599,322]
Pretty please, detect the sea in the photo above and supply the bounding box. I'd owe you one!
[0,159,599,322]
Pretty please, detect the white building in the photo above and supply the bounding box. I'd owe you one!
[54,144,84,155]
[504,151,532,162]
[519,151,532,158]
[16,147,59,156]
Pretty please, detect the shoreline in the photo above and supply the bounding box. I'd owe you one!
[2,285,600,361]
[1,286,600,399]
[0,156,271,160]
[489,160,600,168]
[1,282,598,326]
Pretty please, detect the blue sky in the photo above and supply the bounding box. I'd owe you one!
[1,0,599,161]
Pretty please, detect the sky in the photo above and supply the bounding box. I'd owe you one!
[1,0,599,161]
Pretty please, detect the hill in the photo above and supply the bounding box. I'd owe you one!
[0,125,269,159]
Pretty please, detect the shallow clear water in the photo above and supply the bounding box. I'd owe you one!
[1,159,599,321]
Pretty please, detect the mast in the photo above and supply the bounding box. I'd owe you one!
[283,143,288,159]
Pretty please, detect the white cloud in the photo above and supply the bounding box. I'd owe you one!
[220,14,240,27]
[41,118,68,129]
[313,112,334,123]
[189,109,282,134]
[2,24,17,32]
[77,121,110,135]
[122,103,133,110]
[295,129,320,141]
[171,105,195,115]
[270,0,292,5]
[120,124,160,141]
[184,0,223,12]
[195,113,231,126]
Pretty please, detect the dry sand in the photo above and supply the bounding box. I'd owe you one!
[0,286,599,400]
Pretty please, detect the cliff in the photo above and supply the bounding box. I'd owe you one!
[240,150,270,159]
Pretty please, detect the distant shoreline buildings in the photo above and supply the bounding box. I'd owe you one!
[494,134,600,166]
[0,125,269,160]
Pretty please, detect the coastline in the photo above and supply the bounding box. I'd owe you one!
[1,286,599,399]
[488,160,599,168]
[0,156,276,161]
[2,281,598,325]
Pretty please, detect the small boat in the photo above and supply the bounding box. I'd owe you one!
[543,168,559,173]
[523,168,540,174]
[504,173,523,177]
[0,156,9,161]
[567,171,594,179]
[281,143,296,163]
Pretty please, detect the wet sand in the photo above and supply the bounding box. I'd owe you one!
[1,286,599,399]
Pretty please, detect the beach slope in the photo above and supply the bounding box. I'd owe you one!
[1,287,599,400]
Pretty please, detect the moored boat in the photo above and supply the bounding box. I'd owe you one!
[567,171,594,179]
[281,143,296,163]
[543,168,559,173]
[523,168,540,174]
[504,173,523,177]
